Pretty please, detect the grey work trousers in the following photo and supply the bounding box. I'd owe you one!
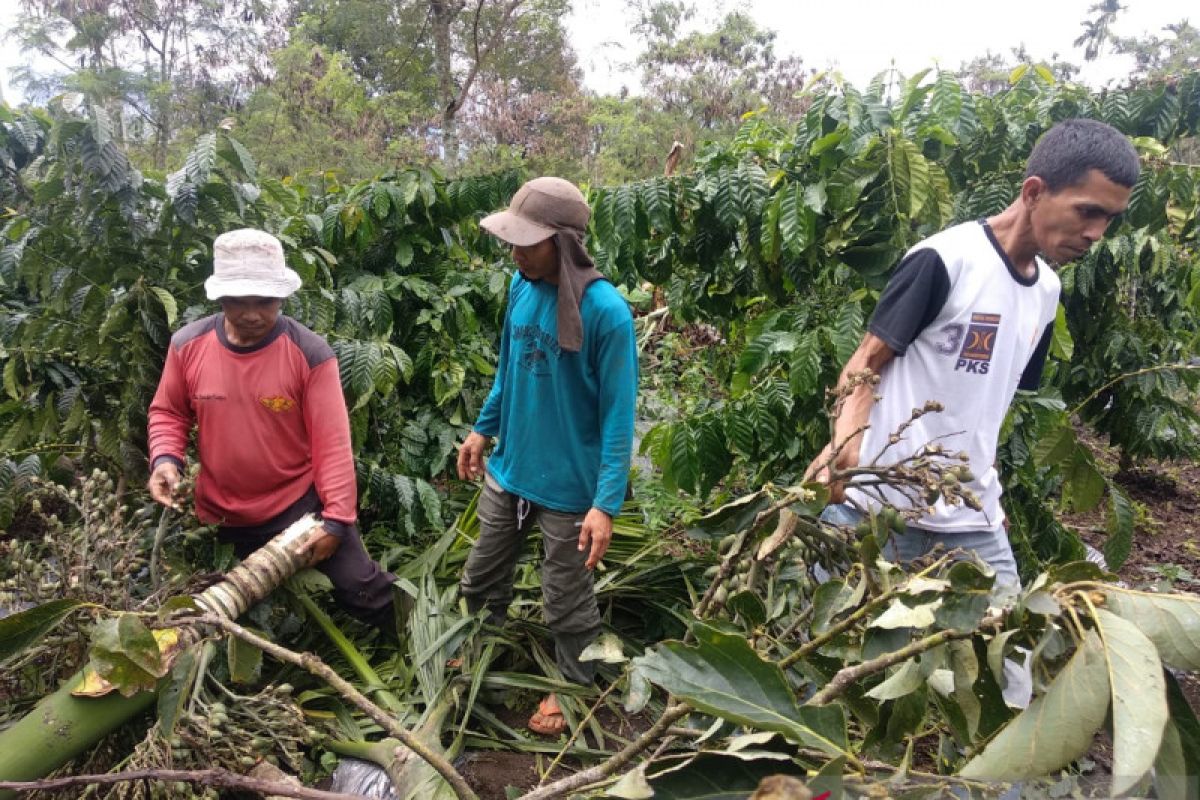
[460,473,602,685]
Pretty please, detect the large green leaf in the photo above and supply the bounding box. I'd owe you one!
[157,645,201,736]
[89,613,170,697]
[684,490,770,540]
[0,599,89,662]
[227,633,263,685]
[959,630,1110,781]
[1092,608,1168,795]
[1103,587,1200,670]
[633,623,849,756]
[1157,671,1200,800]
[1103,484,1136,571]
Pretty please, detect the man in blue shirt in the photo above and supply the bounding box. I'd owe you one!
[456,177,638,736]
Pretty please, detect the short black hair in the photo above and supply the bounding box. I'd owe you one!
[1025,118,1140,191]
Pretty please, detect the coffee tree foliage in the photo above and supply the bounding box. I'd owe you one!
[2,70,1200,798]
[0,96,520,535]
[1,68,1198,564]
[591,67,1200,575]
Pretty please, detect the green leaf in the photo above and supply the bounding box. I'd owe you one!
[227,633,263,684]
[157,645,200,736]
[89,613,169,696]
[1048,561,1111,584]
[1092,607,1168,795]
[870,599,939,629]
[609,764,654,799]
[624,667,651,715]
[788,331,822,396]
[633,622,849,756]
[1032,422,1077,469]
[1064,450,1106,512]
[808,755,845,800]
[1158,671,1200,800]
[150,287,178,327]
[0,599,88,662]
[948,639,982,741]
[220,135,258,181]
[728,591,767,628]
[395,239,414,268]
[1103,587,1200,670]
[1154,721,1192,800]
[1050,303,1074,361]
[865,658,923,700]
[934,592,989,631]
[685,490,769,541]
[1104,484,1135,571]
[779,185,817,255]
[959,630,1110,781]
[157,595,201,621]
[579,632,626,664]
[830,303,864,365]
[184,133,217,185]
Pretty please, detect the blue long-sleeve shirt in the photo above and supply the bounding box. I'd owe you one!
[474,274,637,515]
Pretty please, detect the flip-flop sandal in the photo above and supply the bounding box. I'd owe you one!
[528,695,567,736]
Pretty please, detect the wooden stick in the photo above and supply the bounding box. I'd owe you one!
[0,767,364,800]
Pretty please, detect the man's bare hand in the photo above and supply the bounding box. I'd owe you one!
[577,508,613,570]
[456,431,490,480]
[804,442,855,504]
[295,524,341,565]
[147,461,182,510]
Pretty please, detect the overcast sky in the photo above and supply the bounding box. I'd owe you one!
[0,0,1192,104]
[566,0,1193,91]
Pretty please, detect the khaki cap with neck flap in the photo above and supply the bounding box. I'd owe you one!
[480,177,590,246]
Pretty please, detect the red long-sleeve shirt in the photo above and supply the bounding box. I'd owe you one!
[147,314,356,533]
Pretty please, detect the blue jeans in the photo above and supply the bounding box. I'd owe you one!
[818,503,1031,710]
[818,503,1020,591]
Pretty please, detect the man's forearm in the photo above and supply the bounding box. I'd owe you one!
[829,381,875,461]
[824,333,895,469]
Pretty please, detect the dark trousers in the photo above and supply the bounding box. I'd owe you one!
[460,473,601,685]
[217,489,395,631]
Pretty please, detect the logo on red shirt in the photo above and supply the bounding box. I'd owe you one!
[259,395,296,412]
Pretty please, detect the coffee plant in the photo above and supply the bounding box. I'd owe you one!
[591,67,1200,572]
[2,67,1200,799]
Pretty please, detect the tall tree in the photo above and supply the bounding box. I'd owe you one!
[634,2,809,130]
[294,0,576,167]
[10,0,284,168]
[1074,0,1125,62]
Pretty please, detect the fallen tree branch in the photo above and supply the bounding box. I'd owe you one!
[0,768,363,799]
[186,613,479,800]
[807,618,1001,706]
[518,703,692,800]
[777,554,953,671]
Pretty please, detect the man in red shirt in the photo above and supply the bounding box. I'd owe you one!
[147,228,394,629]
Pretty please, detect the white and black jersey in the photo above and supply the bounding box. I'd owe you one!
[846,220,1059,531]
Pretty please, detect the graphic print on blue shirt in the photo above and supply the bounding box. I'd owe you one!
[513,322,560,377]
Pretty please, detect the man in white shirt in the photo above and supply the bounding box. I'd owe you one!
[807,118,1139,589]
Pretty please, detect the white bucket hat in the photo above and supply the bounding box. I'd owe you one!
[204,229,303,300]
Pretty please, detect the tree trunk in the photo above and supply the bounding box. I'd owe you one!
[0,515,324,795]
[430,0,459,164]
